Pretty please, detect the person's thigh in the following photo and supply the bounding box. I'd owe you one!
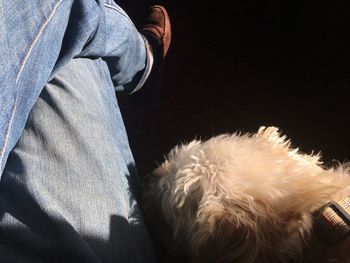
[0,57,155,263]
[0,0,150,174]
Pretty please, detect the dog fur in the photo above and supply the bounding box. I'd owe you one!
[142,126,350,262]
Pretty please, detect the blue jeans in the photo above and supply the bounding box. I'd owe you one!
[0,0,152,173]
[0,1,156,262]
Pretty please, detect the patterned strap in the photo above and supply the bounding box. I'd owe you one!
[313,198,350,246]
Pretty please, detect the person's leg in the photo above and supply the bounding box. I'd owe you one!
[0,0,152,174]
[0,57,156,262]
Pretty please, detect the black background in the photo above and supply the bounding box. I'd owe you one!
[117,0,350,175]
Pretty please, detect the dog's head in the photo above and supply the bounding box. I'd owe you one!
[142,127,350,262]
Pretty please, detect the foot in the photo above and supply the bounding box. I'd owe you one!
[129,5,171,109]
[141,5,171,60]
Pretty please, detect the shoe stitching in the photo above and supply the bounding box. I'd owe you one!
[153,6,168,41]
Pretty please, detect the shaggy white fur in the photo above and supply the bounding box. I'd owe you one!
[142,127,350,263]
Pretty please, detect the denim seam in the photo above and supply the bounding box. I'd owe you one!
[15,0,64,83]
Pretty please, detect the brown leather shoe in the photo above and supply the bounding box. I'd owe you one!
[141,5,171,59]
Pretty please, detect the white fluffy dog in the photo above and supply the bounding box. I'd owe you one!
[142,126,350,263]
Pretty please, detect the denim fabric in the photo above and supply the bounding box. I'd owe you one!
[0,57,156,262]
[0,0,152,174]
[0,0,157,261]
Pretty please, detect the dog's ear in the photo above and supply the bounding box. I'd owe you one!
[189,208,260,263]
[190,203,312,263]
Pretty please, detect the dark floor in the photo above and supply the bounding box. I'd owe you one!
[117,0,350,175]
